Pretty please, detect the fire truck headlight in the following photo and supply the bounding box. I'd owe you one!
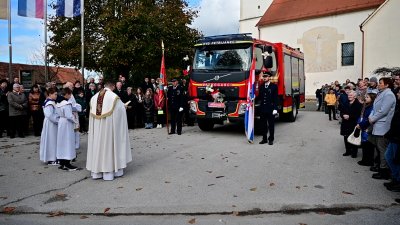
[238,103,247,115]
[189,101,197,113]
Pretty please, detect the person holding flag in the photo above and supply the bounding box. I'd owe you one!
[258,71,278,145]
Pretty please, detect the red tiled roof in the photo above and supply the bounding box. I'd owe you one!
[0,62,82,84]
[257,0,385,27]
[50,67,83,84]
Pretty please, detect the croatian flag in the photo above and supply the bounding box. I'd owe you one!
[18,0,44,19]
[245,57,256,143]
[159,41,167,100]
[56,0,81,18]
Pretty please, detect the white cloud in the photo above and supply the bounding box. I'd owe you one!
[191,0,240,36]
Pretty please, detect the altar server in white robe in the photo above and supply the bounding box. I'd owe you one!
[64,82,81,150]
[56,88,78,171]
[86,82,132,181]
[39,88,59,165]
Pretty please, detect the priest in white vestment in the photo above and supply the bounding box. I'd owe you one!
[86,82,132,181]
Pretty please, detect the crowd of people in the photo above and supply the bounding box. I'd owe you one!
[0,75,193,139]
[315,74,400,192]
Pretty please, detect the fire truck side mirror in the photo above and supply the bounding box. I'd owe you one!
[264,56,273,68]
[264,46,273,54]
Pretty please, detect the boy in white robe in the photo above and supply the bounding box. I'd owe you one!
[39,88,59,165]
[56,88,78,171]
[86,82,132,181]
[63,82,81,150]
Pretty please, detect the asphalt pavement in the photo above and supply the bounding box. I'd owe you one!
[0,108,399,224]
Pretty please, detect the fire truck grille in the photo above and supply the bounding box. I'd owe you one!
[197,87,239,100]
[198,100,238,114]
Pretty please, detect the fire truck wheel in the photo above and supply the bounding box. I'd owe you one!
[198,119,214,131]
[287,99,298,122]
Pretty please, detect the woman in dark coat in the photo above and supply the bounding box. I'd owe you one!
[135,87,144,128]
[340,90,363,158]
[143,88,154,129]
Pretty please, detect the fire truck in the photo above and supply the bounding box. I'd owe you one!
[188,33,305,131]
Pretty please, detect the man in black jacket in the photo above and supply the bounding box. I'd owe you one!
[258,72,278,145]
[167,79,184,135]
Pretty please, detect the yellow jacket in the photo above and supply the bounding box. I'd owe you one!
[324,94,337,106]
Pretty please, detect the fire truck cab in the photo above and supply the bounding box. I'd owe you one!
[188,34,305,131]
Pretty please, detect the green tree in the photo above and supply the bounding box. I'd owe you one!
[48,0,201,83]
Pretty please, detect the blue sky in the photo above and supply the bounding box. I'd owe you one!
[0,0,239,66]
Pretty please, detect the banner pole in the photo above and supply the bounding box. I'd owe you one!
[8,0,12,81]
[81,0,84,83]
[44,0,48,82]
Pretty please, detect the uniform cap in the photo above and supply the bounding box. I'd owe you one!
[262,71,272,77]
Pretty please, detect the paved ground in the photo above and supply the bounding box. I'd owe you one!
[0,109,399,224]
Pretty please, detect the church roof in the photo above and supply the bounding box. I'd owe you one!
[257,0,385,27]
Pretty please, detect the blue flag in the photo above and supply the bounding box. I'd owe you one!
[56,0,81,18]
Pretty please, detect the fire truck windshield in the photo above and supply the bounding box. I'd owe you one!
[193,44,252,71]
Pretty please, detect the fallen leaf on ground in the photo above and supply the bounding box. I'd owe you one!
[80,215,89,219]
[136,188,143,191]
[47,211,64,217]
[188,218,196,224]
[104,208,110,214]
[269,183,275,187]
[342,191,354,195]
[250,187,257,191]
[3,207,15,214]
[56,193,66,197]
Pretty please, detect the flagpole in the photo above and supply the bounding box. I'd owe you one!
[81,0,84,83]
[162,40,169,134]
[8,0,12,81]
[44,0,48,82]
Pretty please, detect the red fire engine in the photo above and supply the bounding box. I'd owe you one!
[188,34,305,131]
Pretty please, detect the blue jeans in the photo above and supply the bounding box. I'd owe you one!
[385,142,400,182]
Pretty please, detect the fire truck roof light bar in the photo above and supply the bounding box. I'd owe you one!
[198,33,254,43]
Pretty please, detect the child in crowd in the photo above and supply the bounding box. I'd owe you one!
[154,87,165,128]
[324,88,337,121]
[39,88,59,166]
[56,88,78,171]
[356,92,377,166]
[75,90,87,133]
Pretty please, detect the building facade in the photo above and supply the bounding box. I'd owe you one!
[360,0,400,76]
[239,0,272,37]
[240,0,385,97]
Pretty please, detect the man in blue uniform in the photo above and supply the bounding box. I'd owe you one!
[258,72,278,145]
[167,79,184,135]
